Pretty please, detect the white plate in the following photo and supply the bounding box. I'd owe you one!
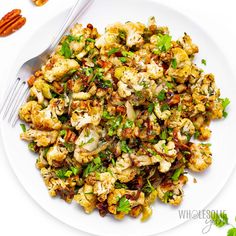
[1,0,236,235]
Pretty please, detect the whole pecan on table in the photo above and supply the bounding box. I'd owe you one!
[32,0,49,6]
[0,9,26,37]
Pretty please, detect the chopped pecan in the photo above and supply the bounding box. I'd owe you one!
[52,81,64,94]
[32,0,48,6]
[27,75,36,87]
[65,130,77,143]
[116,105,126,114]
[168,94,180,106]
[0,9,26,37]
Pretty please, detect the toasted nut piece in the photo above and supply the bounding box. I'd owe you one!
[65,130,77,143]
[168,94,180,106]
[32,0,48,6]
[0,9,26,37]
[28,75,36,87]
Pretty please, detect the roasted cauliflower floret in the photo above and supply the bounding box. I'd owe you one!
[46,144,68,165]
[188,143,212,172]
[146,60,163,79]
[179,33,199,56]
[31,105,62,130]
[74,184,97,213]
[95,23,123,49]
[154,140,177,157]
[167,48,191,83]
[86,172,116,202]
[154,102,171,120]
[176,118,195,143]
[117,81,133,98]
[124,21,145,47]
[19,101,42,123]
[110,154,137,183]
[157,175,188,205]
[74,126,100,164]
[49,98,66,116]
[131,153,162,167]
[20,129,58,147]
[42,55,79,82]
[30,79,52,104]
[71,106,102,130]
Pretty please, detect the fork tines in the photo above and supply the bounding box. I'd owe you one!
[0,77,29,127]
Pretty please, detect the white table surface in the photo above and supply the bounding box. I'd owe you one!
[0,0,235,235]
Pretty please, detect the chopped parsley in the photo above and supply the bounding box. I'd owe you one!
[108,48,119,56]
[83,157,102,177]
[155,34,172,53]
[160,130,167,140]
[86,38,95,42]
[163,191,173,203]
[157,89,166,101]
[20,124,26,132]
[60,41,72,59]
[115,181,128,189]
[55,166,79,179]
[102,110,113,120]
[142,180,155,195]
[119,57,127,63]
[28,142,37,152]
[121,141,132,153]
[161,103,170,112]
[148,103,154,113]
[108,116,122,136]
[171,58,177,69]
[171,168,183,181]
[166,82,173,89]
[194,131,200,139]
[124,119,134,128]
[201,59,207,66]
[221,97,230,118]
[117,196,131,214]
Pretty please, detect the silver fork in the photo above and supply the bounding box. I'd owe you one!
[0,0,94,126]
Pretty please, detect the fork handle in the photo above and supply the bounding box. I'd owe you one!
[47,0,94,55]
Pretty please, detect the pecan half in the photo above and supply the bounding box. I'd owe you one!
[32,0,48,6]
[0,9,26,37]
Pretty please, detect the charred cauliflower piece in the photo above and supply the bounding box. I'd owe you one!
[74,184,96,213]
[110,154,138,183]
[71,106,102,130]
[30,79,52,104]
[179,33,199,56]
[19,101,42,123]
[42,55,79,82]
[157,175,188,206]
[86,172,116,202]
[20,129,58,147]
[46,144,68,165]
[188,143,212,172]
[167,48,191,83]
[74,126,100,164]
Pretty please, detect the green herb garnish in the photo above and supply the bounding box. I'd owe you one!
[221,97,230,118]
[171,58,177,69]
[171,168,183,181]
[117,196,131,214]
[124,119,134,128]
[148,103,154,113]
[157,89,166,101]
[121,141,132,153]
[108,48,119,56]
[201,59,207,66]
[20,124,26,132]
